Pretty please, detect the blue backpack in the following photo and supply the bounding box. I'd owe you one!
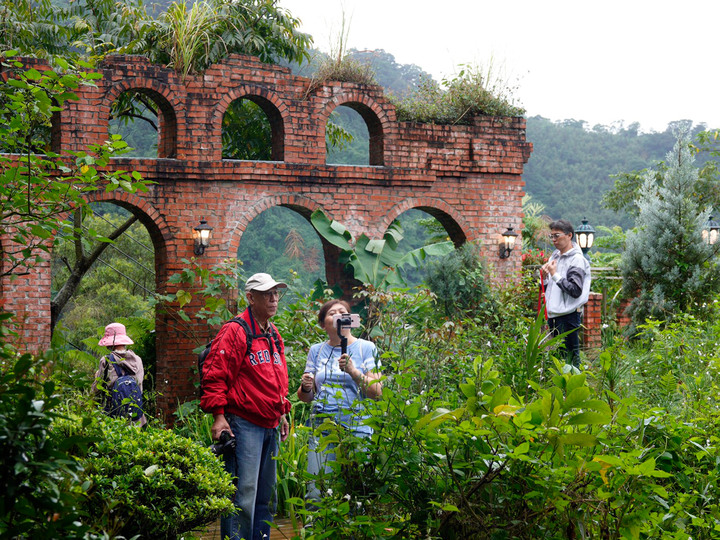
[103,357,144,421]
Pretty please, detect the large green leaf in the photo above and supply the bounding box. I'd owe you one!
[310,209,353,250]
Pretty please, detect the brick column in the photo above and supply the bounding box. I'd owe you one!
[582,292,603,350]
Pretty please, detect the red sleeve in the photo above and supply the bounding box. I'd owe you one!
[199,322,247,414]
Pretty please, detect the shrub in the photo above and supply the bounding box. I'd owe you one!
[0,324,93,539]
[54,414,235,538]
[425,243,498,320]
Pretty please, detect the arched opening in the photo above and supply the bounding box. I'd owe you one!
[236,205,325,293]
[326,105,369,165]
[391,208,460,286]
[50,202,157,388]
[325,101,383,166]
[222,96,284,161]
[109,89,177,158]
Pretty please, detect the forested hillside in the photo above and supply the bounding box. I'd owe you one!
[523,117,714,229]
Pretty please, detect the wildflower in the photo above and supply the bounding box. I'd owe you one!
[326,488,333,496]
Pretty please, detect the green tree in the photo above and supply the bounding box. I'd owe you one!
[0,53,150,281]
[620,131,720,334]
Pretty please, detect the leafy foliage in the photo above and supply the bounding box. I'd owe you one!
[0,326,93,539]
[0,54,151,281]
[1,0,311,72]
[425,243,497,320]
[310,208,454,291]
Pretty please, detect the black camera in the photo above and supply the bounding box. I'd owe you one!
[210,430,236,456]
[333,313,361,329]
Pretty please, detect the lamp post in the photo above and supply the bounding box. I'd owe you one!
[498,226,518,259]
[702,215,719,245]
[575,218,595,260]
[193,219,213,255]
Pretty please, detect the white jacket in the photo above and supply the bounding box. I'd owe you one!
[543,243,591,318]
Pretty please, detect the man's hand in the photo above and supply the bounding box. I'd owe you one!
[541,260,558,278]
[211,413,232,441]
[279,415,290,442]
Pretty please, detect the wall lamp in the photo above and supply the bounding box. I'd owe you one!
[193,219,213,256]
[702,215,719,245]
[498,226,518,259]
[575,218,595,259]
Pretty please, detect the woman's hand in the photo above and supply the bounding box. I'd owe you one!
[338,353,361,380]
[300,372,315,392]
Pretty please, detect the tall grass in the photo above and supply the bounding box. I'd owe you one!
[161,1,218,80]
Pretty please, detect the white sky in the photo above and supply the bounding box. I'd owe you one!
[280,0,720,133]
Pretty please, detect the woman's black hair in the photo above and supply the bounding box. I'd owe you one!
[317,299,351,326]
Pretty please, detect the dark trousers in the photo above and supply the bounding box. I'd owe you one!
[548,311,582,367]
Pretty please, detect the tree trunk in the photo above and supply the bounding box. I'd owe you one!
[50,212,139,333]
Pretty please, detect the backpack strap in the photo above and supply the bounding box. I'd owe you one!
[232,316,283,358]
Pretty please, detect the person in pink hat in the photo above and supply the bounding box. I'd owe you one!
[91,322,147,426]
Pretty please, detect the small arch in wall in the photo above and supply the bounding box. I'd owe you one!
[325,101,383,166]
[326,105,370,165]
[108,88,178,159]
[222,95,284,161]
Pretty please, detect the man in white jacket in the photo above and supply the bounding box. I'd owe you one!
[540,219,591,367]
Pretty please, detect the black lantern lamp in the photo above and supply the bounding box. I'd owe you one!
[498,226,518,259]
[193,219,213,256]
[575,218,595,259]
[702,215,720,245]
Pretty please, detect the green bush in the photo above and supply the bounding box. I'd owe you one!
[54,414,235,539]
[425,243,498,321]
[0,326,93,539]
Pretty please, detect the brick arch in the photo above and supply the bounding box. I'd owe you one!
[213,85,289,162]
[104,80,183,159]
[318,92,395,166]
[227,194,322,255]
[383,198,472,247]
[83,190,173,255]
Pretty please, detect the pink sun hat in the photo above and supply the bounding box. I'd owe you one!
[98,322,134,347]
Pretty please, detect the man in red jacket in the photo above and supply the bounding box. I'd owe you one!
[201,272,291,540]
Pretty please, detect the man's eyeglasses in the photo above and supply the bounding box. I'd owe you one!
[257,289,284,300]
[548,233,567,240]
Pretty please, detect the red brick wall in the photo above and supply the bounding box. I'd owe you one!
[1,54,533,419]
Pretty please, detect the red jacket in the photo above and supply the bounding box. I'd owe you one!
[200,309,291,428]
